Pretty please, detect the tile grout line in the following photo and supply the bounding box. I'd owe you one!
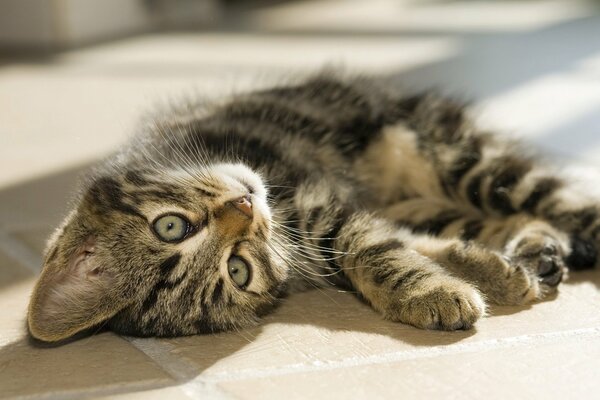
[0,229,42,273]
[197,326,600,383]
[126,338,237,400]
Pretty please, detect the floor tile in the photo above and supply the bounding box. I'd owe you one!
[0,166,81,229]
[0,278,35,345]
[10,227,53,255]
[153,271,600,381]
[0,332,175,399]
[218,333,600,400]
[0,250,33,289]
[97,385,190,400]
[0,270,175,399]
[240,0,592,33]
[0,27,457,188]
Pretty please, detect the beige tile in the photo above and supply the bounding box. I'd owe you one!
[0,249,33,289]
[0,273,174,399]
[97,385,190,400]
[11,227,53,255]
[0,29,459,189]
[0,278,35,344]
[242,0,592,33]
[0,333,175,399]
[0,166,81,229]
[0,272,176,399]
[57,33,457,76]
[218,334,600,400]
[153,271,600,381]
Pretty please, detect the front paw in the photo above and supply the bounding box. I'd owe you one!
[388,280,486,331]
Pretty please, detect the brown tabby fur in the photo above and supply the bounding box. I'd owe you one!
[28,74,598,342]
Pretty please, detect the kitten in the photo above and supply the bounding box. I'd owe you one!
[28,74,597,342]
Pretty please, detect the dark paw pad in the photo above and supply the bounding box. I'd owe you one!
[510,235,566,289]
[537,255,563,287]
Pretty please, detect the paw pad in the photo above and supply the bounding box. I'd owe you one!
[511,234,566,289]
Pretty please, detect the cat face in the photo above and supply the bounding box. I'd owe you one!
[28,163,288,342]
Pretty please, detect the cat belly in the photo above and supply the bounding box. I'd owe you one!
[353,122,444,205]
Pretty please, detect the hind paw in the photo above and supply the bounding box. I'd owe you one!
[506,227,569,292]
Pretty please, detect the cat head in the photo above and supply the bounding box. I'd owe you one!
[28,161,288,342]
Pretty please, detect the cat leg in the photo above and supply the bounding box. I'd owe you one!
[381,198,568,299]
[401,95,600,269]
[456,151,600,270]
[411,237,557,306]
[315,211,486,330]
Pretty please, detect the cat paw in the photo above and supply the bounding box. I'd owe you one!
[506,229,568,291]
[389,281,486,331]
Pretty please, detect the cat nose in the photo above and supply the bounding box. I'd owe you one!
[229,195,253,218]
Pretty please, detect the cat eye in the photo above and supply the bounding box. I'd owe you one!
[228,256,250,288]
[152,214,194,243]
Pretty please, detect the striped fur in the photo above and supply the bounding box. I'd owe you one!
[28,73,597,342]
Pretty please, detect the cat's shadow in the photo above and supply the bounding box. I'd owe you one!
[2,270,598,398]
[0,293,479,398]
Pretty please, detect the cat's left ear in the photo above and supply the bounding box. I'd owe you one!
[28,226,129,342]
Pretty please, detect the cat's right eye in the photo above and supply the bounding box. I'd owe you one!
[152,214,193,243]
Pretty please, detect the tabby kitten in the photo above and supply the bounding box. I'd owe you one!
[28,74,598,342]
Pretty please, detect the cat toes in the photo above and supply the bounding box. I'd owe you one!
[390,282,486,331]
[536,245,565,287]
[506,230,569,293]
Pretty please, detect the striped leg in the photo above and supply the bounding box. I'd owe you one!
[454,150,600,270]
[381,198,568,293]
[406,95,600,269]
[328,212,486,330]
[286,183,486,330]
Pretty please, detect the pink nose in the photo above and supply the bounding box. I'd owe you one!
[230,195,253,218]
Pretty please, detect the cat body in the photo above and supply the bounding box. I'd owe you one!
[28,74,598,342]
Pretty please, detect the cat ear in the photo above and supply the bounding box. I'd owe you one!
[28,234,128,342]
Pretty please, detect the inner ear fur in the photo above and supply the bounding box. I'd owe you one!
[28,233,129,342]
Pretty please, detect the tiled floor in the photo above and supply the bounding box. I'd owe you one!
[1,1,600,399]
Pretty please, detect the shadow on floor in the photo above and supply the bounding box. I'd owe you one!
[0,164,92,290]
[2,265,598,398]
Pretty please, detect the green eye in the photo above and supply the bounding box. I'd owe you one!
[153,214,191,242]
[228,256,250,288]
